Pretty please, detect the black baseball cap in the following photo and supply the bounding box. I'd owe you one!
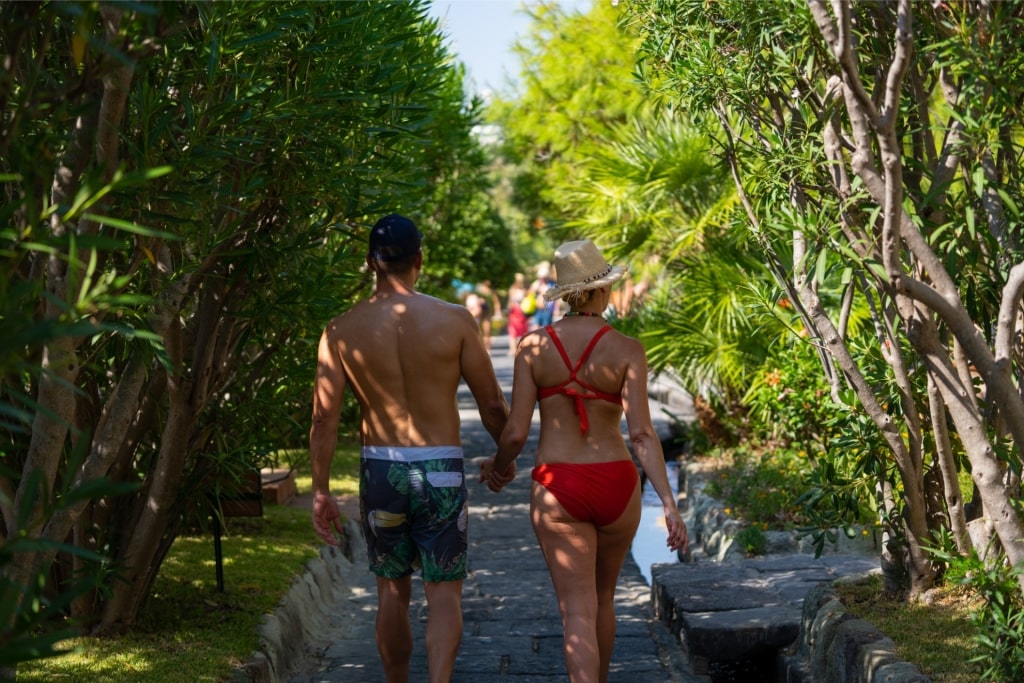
[368,214,422,262]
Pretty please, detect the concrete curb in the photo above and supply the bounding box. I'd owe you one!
[234,519,363,683]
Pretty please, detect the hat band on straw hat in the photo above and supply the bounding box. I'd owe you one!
[578,264,614,284]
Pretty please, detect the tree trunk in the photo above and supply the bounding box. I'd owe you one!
[800,286,936,593]
[97,382,196,633]
[927,374,971,554]
[1,81,98,644]
[909,305,1024,581]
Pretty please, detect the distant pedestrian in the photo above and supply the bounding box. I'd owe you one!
[480,239,687,683]
[464,281,501,350]
[529,262,557,329]
[505,272,530,355]
[476,280,501,350]
[310,214,509,683]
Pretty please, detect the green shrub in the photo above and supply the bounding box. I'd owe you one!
[702,443,812,529]
[733,524,767,556]
[927,532,1024,682]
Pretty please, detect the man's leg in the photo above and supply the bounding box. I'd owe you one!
[423,579,464,683]
[377,575,413,683]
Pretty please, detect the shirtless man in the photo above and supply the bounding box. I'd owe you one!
[310,214,509,683]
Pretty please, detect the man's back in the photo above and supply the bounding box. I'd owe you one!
[324,288,501,447]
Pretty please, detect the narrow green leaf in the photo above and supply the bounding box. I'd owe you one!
[81,213,179,240]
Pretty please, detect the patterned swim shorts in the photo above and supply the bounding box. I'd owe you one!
[359,446,468,582]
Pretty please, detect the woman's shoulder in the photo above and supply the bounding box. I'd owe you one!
[601,326,645,354]
[519,327,548,345]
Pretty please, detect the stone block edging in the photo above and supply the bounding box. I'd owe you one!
[779,581,931,683]
[681,462,881,562]
[233,519,362,683]
[676,462,931,682]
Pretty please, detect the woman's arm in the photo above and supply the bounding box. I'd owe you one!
[621,338,689,553]
[480,333,540,491]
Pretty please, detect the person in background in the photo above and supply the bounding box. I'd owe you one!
[529,262,557,329]
[464,289,485,337]
[310,214,509,683]
[475,280,502,350]
[480,239,687,683]
[505,272,530,355]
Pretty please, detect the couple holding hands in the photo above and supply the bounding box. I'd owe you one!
[311,214,686,683]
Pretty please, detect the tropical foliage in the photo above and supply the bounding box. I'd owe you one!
[497,0,1024,611]
[626,0,1024,603]
[0,1,510,675]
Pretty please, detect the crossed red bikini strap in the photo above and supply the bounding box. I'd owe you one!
[543,325,619,434]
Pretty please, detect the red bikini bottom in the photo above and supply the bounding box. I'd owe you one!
[531,460,639,526]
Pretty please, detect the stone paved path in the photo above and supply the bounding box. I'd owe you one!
[290,455,694,682]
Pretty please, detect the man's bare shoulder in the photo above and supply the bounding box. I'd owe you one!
[322,301,366,336]
[406,292,477,324]
[412,292,471,312]
[324,293,475,337]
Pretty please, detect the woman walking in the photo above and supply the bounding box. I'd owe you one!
[505,272,530,355]
[481,239,687,683]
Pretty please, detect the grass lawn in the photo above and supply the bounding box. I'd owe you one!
[18,445,360,683]
[835,574,982,682]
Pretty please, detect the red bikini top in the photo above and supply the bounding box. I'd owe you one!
[537,325,622,434]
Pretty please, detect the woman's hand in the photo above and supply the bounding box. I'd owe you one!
[479,456,516,492]
[663,506,689,553]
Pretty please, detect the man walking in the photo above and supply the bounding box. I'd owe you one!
[310,214,509,682]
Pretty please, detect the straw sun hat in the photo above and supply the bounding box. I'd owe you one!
[542,239,628,302]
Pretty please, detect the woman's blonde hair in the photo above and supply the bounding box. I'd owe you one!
[563,288,597,308]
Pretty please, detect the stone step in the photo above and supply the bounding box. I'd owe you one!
[651,554,878,676]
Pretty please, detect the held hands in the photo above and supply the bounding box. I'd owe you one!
[664,506,689,554]
[479,456,516,492]
[312,491,345,546]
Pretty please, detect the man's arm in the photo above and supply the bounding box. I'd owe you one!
[310,324,346,544]
[459,318,509,443]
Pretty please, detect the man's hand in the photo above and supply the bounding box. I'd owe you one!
[313,491,345,545]
[479,456,516,492]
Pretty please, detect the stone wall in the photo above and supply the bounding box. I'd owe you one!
[680,462,882,563]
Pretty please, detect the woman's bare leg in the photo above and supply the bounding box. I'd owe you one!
[531,483,601,683]
[594,485,641,681]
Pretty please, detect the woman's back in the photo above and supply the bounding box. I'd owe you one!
[524,317,639,465]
